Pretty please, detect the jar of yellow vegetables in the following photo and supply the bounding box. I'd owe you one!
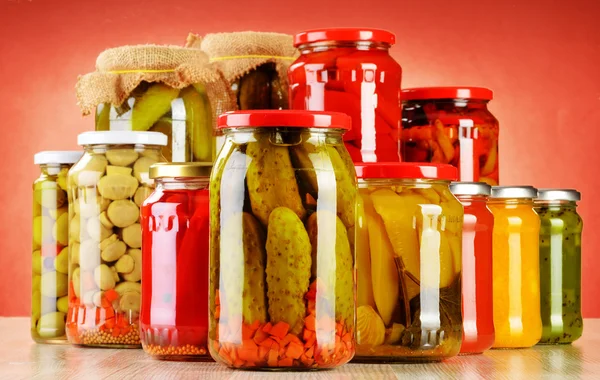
[489,186,541,348]
[354,163,463,362]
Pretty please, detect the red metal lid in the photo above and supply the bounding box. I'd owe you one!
[355,162,458,181]
[401,87,493,101]
[217,110,351,130]
[294,28,395,47]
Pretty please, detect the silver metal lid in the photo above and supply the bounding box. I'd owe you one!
[449,182,491,196]
[491,186,538,199]
[537,188,581,202]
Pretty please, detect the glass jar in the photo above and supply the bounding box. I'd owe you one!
[96,82,214,163]
[535,189,583,344]
[32,151,83,343]
[353,163,463,362]
[289,28,403,163]
[488,186,541,348]
[209,110,356,369]
[66,131,167,348]
[449,182,495,354]
[140,162,212,360]
[401,87,499,185]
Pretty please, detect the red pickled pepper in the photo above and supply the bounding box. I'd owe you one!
[140,187,210,349]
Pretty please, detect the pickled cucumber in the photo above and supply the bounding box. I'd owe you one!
[131,83,180,131]
[246,136,306,225]
[266,207,312,334]
[306,212,354,326]
[182,84,213,162]
[238,67,272,110]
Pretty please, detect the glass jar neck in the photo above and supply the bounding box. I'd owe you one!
[298,41,391,54]
[456,195,489,203]
[489,198,534,206]
[83,144,162,153]
[406,99,490,109]
[156,177,209,191]
[39,163,70,176]
[535,200,578,208]
[223,127,346,145]
[358,178,450,187]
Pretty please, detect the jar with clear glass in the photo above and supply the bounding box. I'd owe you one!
[353,163,463,362]
[489,186,541,348]
[289,28,403,163]
[209,110,356,369]
[140,162,212,360]
[401,87,499,185]
[32,151,83,343]
[66,131,167,347]
[535,189,583,344]
[449,182,495,354]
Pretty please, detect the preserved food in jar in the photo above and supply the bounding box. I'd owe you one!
[449,182,495,354]
[209,110,356,369]
[354,163,463,362]
[76,45,227,163]
[140,162,212,360]
[535,189,583,344]
[289,28,402,163]
[32,151,83,343]
[401,87,499,185]
[66,131,167,347]
[489,186,541,348]
[95,81,214,163]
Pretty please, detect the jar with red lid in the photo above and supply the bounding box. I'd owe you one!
[353,163,463,362]
[140,162,212,360]
[209,110,356,369]
[449,182,495,354]
[289,28,403,163]
[401,87,499,185]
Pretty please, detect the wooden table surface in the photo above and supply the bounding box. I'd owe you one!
[1,317,599,380]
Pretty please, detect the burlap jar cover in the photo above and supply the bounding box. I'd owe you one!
[187,32,298,111]
[76,45,234,162]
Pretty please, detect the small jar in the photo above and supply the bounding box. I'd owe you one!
[66,131,167,348]
[401,87,499,185]
[209,110,356,369]
[140,162,212,360]
[32,151,83,343]
[353,163,463,362]
[489,186,542,348]
[449,182,495,354]
[289,28,403,163]
[535,189,583,344]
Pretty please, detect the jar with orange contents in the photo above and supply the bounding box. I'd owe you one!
[488,186,542,348]
[401,87,499,185]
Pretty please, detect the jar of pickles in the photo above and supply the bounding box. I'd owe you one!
[489,186,541,348]
[66,131,167,347]
[209,110,356,369]
[449,182,495,354]
[354,163,463,362]
[535,189,583,344]
[289,28,403,163]
[401,87,499,185]
[32,151,83,343]
[140,162,212,360]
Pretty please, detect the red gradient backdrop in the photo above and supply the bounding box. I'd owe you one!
[0,0,599,317]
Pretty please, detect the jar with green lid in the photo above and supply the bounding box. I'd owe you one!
[66,131,167,348]
[535,189,583,344]
[32,151,83,343]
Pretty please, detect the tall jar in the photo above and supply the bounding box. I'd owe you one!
[140,162,212,360]
[32,151,83,343]
[449,182,495,354]
[354,163,463,362]
[489,186,541,348]
[535,189,583,344]
[209,111,356,370]
[289,28,403,163]
[401,87,499,185]
[66,131,167,348]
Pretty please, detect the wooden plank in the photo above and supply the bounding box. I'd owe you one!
[1,317,599,379]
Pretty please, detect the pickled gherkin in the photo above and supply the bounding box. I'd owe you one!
[209,111,356,369]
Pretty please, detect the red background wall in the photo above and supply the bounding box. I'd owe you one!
[1,0,599,316]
